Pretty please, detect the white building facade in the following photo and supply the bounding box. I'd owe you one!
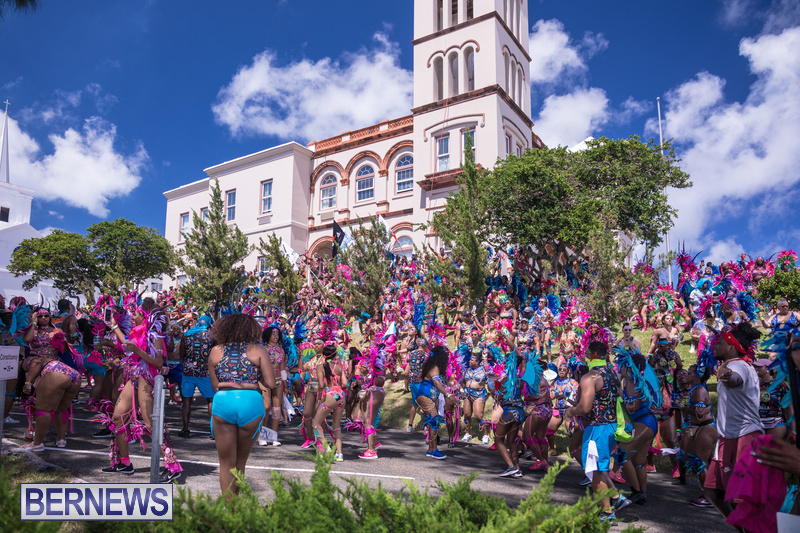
[163,0,543,287]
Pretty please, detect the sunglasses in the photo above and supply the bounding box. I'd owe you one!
[623,328,631,331]
[39,315,50,318]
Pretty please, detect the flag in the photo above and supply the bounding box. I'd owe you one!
[281,242,301,271]
[376,214,399,250]
[332,221,354,256]
[382,322,396,340]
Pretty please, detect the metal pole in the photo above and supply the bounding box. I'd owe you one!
[150,374,165,483]
[0,380,5,458]
[657,97,673,287]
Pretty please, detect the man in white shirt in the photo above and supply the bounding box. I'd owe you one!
[704,324,763,520]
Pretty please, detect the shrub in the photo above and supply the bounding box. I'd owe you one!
[81,454,642,533]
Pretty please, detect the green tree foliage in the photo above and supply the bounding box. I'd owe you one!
[8,219,175,305]
[757,270,800,308]
[435,136,691,268]
[178,178,252,309]
[80,454,641,533]
[87,218,177,295]
[257,233,303,308]
[317,218,391,320]
[8,230,98,302]
[0,0,39,19]
[430,135,489,308]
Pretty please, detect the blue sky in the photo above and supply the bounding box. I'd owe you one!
[1,0,798,266]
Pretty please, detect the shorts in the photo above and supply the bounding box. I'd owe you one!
[409,382,421,406]
[502,405,526,424]
[182,375,215,399]
[165,361,183,384]
[582,423,616,472]
[631,412,659,437]
[211,389,266,439]
[84,360,106,377]
[704,431,761,491]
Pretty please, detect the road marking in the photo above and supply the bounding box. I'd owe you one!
[24,446,415,481]
[10,411,212,434]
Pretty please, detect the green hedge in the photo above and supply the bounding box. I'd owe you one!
[81,454,641,533]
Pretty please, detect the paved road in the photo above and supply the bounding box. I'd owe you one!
[4,390,728,532]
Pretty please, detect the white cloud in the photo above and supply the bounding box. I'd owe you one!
[47,210,64,220]
[719,0,800,33]
[663,26,800,251]
[7,116,148,218]
[528,19,607,85]
[212,32,413,142]
[534,87,610,148]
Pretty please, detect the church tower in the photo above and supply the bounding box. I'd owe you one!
[412,0,539,224]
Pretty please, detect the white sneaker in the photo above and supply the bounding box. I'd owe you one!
[461,433,472,442]
[482,435,490,445]
[406,425,413,432]
[272,441,281,447]
[257,427,268,446]
[689,345,696,354]
[3,416,19,424]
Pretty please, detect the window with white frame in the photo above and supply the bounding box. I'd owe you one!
[226,190,236,221]
[258,256,268,273]
[505,134,512,156]
[261,180,273,213]
[392,236,415,260]
[395,155,414,193]
[356,165,375,202]
[320,174,337,210]
[177,275,187,286]
[179,213,190,240]
[462,128,476,163]
[436,135,450,172]
[201,207,208,222]
[516,144,522,157]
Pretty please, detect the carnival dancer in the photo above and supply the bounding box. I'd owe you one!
[522,358,552,471]
[415,345,452,459]
[754,358,794,442]
[21,308,57,395]
[403,324,429,432]
[21,347,81,451]
[460,353,488,442]
[258,326,286,446]
[355,342,387,460]
[616,323,641,352]
[546,362,578,454]
[312,344,347,461]
[100,304,182,483]
[616,347,661,505]
[207,313,275,495]
[299,337,325,448]
[494,338,529,478]
[677,363,717,508]
[565,341,631,522]
[178,315,215,439]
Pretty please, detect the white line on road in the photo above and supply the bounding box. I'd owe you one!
[10,411,212,434]
[24,445,415,481]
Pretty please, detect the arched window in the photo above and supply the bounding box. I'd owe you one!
[510,59,517,101]
[433,56,444,101]
[517,66,524,106]
[392,236,415,260]
[448,51,459,97]
[395,155,414,193]
[504,52,510,92]
[464,47,475,92]
[320,174,337,210]
[355,165,375,202]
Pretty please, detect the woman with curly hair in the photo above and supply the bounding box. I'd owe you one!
[208,313,275,495]
[415,345,452,459]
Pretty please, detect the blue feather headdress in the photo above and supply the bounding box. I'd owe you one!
[613,346,662,410]
[762,328,799,411]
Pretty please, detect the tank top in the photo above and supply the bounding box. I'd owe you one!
[586,366,619,426]
[215,342,262,385]
[31,328,55,358]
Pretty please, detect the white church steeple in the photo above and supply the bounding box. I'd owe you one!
[0,102,35,228]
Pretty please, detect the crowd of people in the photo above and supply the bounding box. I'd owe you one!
[1,246,799,528]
